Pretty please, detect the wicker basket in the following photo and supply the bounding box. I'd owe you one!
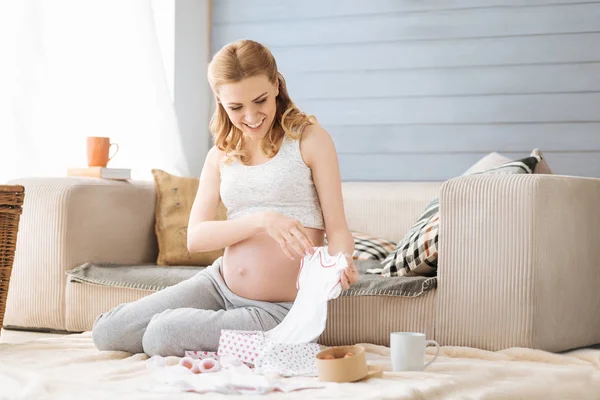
[0,185,24,334]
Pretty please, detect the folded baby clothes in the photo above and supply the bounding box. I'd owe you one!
[145,355,325,395]
[216,330,323,376]
[254,341,323,377]
[184,350,219,361]
[187,247,348,378]
[184,350,253,368]
[265,247,348,344]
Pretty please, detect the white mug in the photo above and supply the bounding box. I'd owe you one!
[390,332,440,372]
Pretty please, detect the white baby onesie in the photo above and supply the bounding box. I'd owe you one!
[265,247,348,345]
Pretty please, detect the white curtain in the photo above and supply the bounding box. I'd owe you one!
[0,0,188,184]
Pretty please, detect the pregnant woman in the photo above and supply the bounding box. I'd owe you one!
[92,39,359,357]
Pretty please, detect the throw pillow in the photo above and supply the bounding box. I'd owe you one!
[381,151,543,278]
[152,169,227,267]
[531,148,553,174]
[324,231,396,261]
[465,148,553,176]
[462,152,511,175]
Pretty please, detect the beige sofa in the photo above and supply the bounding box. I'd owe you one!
[4,174,600,352]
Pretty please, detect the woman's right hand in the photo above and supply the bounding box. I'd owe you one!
[260,211,315,260]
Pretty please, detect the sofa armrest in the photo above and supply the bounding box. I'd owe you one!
[4,177,157,331]
[436,173,600,352]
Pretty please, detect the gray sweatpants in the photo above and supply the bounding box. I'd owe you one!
[92,257,293,357]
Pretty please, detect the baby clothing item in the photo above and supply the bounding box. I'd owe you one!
[219,134,325,230]
[265,247,348,344]
[146,354,325,395]
[92,257,292,357]
[185,350,220,361]
[215,329,323,376]
[184,350,253,368]
[254,341,323,377]
[203,248,348,377]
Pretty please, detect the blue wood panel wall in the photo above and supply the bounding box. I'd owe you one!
[212,0,600,181]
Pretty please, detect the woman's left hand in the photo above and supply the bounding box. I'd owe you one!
[341,254,360,291]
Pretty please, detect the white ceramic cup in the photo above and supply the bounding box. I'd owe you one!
[390,332,440,372]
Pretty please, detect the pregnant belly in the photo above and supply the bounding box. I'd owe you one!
[222,228,324,302]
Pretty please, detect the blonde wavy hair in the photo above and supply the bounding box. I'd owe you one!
[207,40,316,164]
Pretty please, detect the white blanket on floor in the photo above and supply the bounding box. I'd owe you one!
[1,331,600,399]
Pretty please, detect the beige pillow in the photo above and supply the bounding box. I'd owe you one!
[151,169,227,266]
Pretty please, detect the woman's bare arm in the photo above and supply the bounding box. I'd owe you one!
[300,125,354,257]
[300,124,359,289]
[187,146,263,253]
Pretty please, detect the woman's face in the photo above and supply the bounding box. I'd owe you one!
[218,75,279,141]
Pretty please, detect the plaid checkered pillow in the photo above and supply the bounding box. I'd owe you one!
[324,231,396,261]
[381,153,542,277]
[351,231,397,261]
[381,199,440,277]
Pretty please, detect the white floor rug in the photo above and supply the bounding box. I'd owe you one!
[1,331,600,399]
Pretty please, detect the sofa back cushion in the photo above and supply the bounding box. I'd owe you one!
[340,181,442,242]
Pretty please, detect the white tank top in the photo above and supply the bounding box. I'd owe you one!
[219,134,325,230]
